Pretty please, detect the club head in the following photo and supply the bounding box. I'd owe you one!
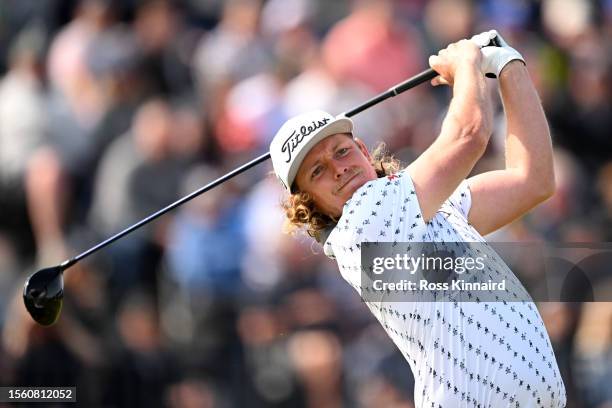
[23,265,64,326]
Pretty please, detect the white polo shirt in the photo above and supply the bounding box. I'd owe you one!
[323,169,566,408]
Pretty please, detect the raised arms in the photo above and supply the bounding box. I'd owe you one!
[407,40,493,221]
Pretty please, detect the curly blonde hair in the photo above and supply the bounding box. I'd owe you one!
[281,142,402,241]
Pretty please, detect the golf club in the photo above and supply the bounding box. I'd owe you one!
[23,35,503,326]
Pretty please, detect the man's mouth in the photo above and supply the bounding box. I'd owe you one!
[334,168,362,195]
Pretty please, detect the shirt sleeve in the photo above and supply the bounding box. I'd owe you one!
[444,179,472,220]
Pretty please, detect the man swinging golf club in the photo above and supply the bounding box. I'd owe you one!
[270,30,566,407]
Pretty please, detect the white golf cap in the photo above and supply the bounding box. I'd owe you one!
[270,110,353,192]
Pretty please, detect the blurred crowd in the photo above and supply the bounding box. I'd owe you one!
[0,0,611,407]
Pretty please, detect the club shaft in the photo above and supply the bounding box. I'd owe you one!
[344,68,437,117]
[65,68,438,267]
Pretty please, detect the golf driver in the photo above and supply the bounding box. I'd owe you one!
[23,32,503,326]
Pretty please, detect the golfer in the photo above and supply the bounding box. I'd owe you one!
[270,31,566,407]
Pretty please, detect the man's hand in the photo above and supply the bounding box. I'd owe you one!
[471,29,525,78]
[428,39,482,87]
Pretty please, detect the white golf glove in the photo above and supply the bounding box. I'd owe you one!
[471,29,525,78]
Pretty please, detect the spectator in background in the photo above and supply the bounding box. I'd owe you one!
[287,330,350,408]
[0,24,46,258]
[24,0,117,264]
[322,0,423,93]
[547,33,612,175]
[46,0,114,126]
[240,177,286,292]
[235,301,305,407]
[573,302,612,408]
[89,98,183,304]
[166,376,218,408]
[260,0,318,79]
[132,0,196,97]
[192,0,271,103]
[104,293,178,408]
[212,66,286,154]
[165,165,246,298]
[83,26,148,176]
[423,0,475,53]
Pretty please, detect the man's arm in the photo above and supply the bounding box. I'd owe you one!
[408,40,493,221]
[467,61,555,235]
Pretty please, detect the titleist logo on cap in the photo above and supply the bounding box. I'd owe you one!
[281,117,331,163]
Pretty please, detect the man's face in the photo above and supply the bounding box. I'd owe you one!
[294,133,378,218]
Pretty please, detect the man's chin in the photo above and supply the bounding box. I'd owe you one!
[341,176,368,199]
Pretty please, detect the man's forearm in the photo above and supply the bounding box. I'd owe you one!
[499,61,554,195]
[410,58,493,221]
[447,62,493,143]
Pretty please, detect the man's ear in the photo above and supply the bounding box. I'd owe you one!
[354,137,372,160]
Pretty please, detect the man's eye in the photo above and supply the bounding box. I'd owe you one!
[337,147,349,157]
[311,166,323,179]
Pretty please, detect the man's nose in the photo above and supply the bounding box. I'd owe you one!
[333,164,349,180]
